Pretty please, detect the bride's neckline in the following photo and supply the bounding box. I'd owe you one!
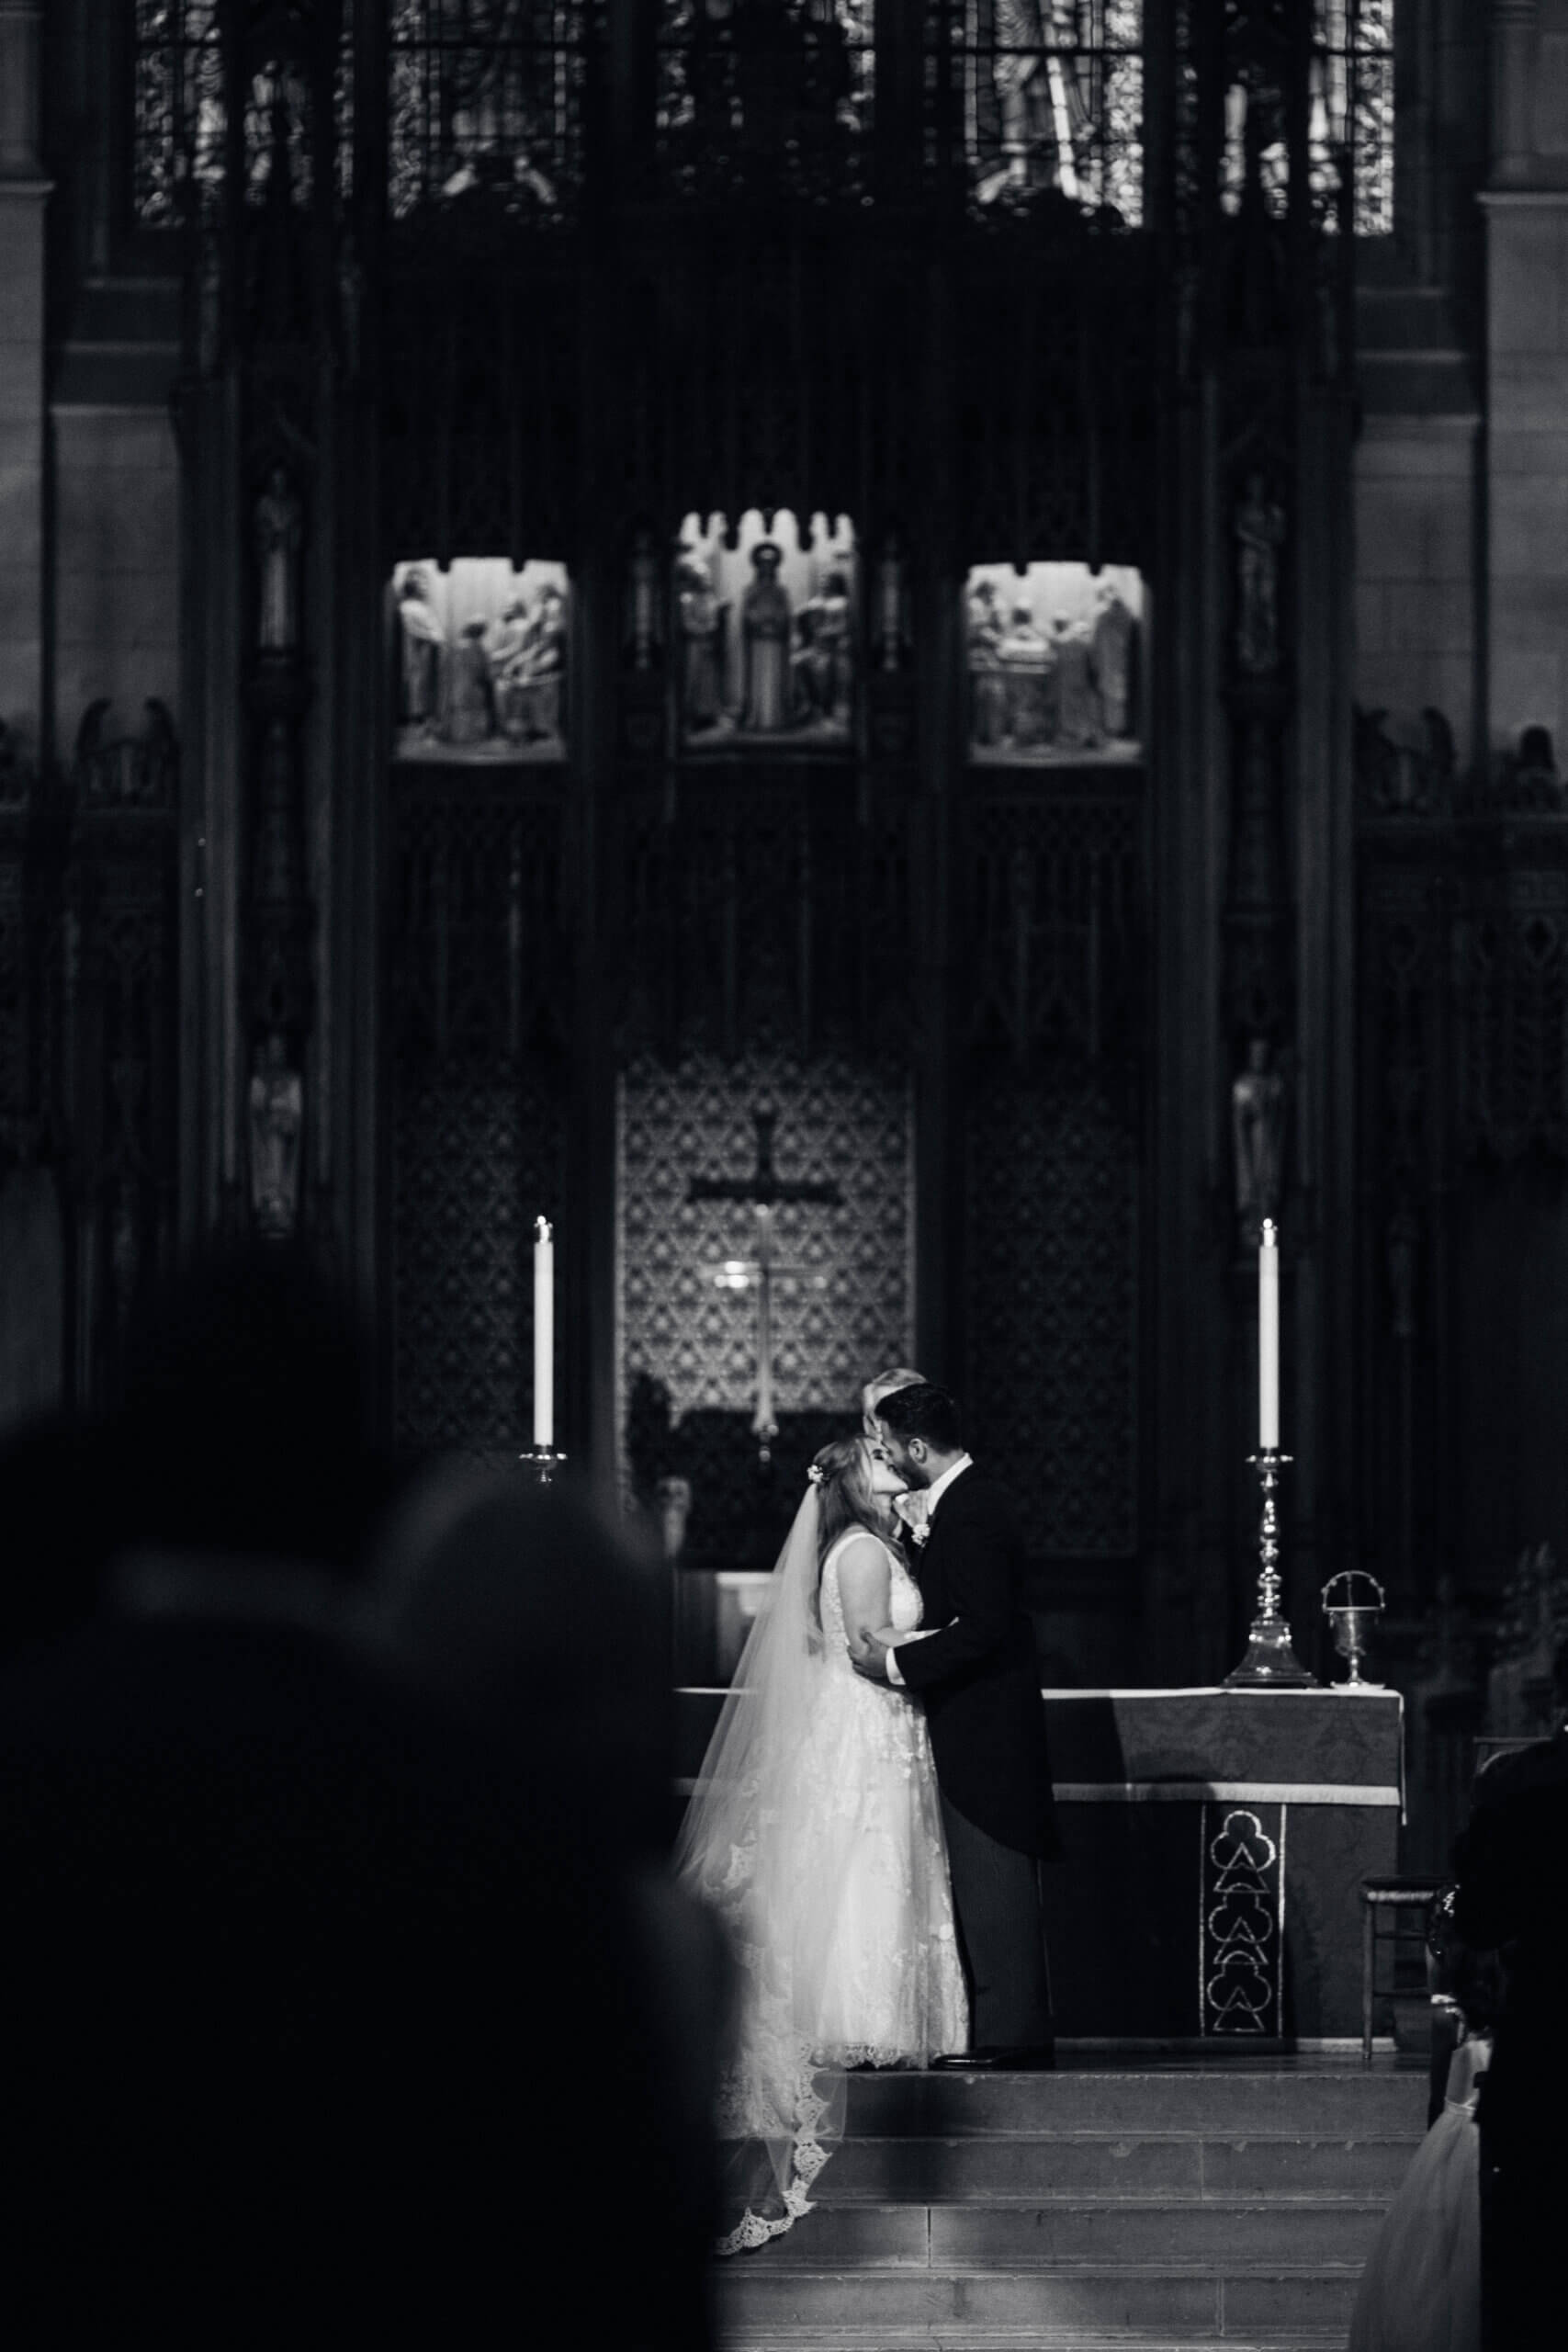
[823,1525,906,1566]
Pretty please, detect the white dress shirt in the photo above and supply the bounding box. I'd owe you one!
[885,1453,972,1687]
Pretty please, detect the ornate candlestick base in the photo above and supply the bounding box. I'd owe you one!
[1224,1449,1320,1690]
[518,1446,567,1487]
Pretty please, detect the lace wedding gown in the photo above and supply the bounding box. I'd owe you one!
[694,1529,968,2253]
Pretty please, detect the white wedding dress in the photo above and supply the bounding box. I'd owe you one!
[679,1511,968,2254]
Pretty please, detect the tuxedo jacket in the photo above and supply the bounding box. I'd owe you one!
[893,1470,1059,1860]
[1454,1730,1568,2164]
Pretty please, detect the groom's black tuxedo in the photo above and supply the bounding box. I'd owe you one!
[893,1469,1059,1861]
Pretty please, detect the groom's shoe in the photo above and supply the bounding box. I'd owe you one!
[931,2043,1056,2072]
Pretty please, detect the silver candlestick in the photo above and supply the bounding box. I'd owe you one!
[518,1446,567,1487]
[1224,1449,1320,1688]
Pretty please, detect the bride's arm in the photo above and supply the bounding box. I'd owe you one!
[835,1535,895,1665]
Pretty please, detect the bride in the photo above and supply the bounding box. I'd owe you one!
[676,1436,968,2254]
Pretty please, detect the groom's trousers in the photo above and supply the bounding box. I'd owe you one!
[940,1795,1054,2050]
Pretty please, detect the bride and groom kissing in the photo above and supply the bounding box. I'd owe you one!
[677,1372,1057,2254]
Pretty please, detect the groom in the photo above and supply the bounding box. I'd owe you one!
[852,1383,1058,2069]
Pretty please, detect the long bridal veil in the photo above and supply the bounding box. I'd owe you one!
[674,1483,851,2253]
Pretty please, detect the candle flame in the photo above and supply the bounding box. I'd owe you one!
[535,1216,552,1244]
[1260,1218,1278,1247]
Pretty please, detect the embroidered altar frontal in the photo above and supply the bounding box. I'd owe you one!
[673,1686,1403,2043]
[1041,1690,1403,2042]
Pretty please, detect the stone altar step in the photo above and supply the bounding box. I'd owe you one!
[826,2135,1416,2202]
[717,2064,1426,2352]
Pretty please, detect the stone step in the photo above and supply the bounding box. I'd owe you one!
[726,2334,1348,2351]
[720,2262,1366,2341]
[833,2066,1425,2140]
[736,2199,1387,2271]
[821,2132,1418,2203]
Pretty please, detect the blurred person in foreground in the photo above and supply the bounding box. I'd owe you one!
[1451,1646,1568,2352]
[0,1246,710,2347]
[363,1459,728,2343]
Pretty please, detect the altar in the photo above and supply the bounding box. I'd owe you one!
[674,1683,1404,2045]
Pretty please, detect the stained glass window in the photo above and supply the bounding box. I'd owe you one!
[656,2,875,198]
[389,0,588,219]
[942,3,1144,225]
[132,4,355,222]
[131,1,225,224]
[1312,0,1394,234]
[1220,1,1395,234]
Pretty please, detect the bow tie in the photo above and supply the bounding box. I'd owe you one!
[893,1490,931,1546]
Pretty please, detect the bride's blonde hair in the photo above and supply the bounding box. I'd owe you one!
[812,1436,895,1567]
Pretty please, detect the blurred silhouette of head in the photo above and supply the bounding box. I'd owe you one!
[113,1242,384,1574]
[368,1466,669,1853]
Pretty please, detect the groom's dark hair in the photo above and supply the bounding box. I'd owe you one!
[875,1383,963,1453]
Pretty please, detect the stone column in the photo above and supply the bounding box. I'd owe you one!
[1480,2,1568,765]
[0,1,49,753]
[1490,1,1540,189]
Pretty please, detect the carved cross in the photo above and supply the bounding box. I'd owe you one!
[688,1108,842,1461]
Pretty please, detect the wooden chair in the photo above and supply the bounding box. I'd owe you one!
[1359,1876,1446,2065]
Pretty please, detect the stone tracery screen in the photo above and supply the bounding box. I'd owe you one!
[942,2,1145,224]
[964,1067,1138,1555]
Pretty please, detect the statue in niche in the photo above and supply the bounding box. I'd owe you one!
[488,598,534,740]
[966,580,1008,748]
[1092,582,1136,737]
[998,602,1052,749]
[1504,724,1563,810]
[1049,614,1101,750]
[249,1032,303,1241]
[254,466,302,655]
[795,570,853,729]
[397,572,446,730]
[516,582,567,740]
[739,541,794,733]
[656,1476,693,1563]
[197,225,224,376]
[1231,1036,1287,1242]
[445,618,495,745]
[875,535,908,673]
[677,558,725,732]
[1234,471,1285,678]
[1386,1201,1418,1344]
[626,529,661,672]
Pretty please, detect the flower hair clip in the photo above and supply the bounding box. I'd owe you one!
[807,1463,827,1487]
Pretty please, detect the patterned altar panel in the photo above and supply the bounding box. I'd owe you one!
[619,1046,913,1538]
[1201,1804,1286,2038]
[964,1070,1138,1556]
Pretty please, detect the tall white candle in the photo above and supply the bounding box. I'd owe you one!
[1258,1216,1280,1451]
[533,1216,554,1450]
